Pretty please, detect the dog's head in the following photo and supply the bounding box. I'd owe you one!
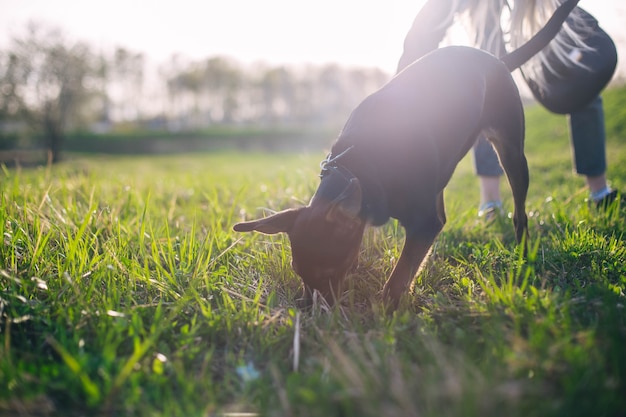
[233,178,365,306]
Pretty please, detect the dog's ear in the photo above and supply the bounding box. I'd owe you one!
[233,208,302,235]
[326,178,362,222]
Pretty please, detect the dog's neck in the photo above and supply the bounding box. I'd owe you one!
[316,146,390,226]
[319,146,354,178]
[316,156,358,205]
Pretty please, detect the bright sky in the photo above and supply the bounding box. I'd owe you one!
[0,0,623,73]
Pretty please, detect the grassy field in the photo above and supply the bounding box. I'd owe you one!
[1,87,626,416]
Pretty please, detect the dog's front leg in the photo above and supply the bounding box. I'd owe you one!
[382,206,444,309]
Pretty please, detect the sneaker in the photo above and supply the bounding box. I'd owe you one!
[478,201,504,220]
[594,189,624,210]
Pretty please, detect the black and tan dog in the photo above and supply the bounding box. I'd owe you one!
[234,0,580,307]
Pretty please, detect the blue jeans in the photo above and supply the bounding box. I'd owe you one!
[473,96,607,177]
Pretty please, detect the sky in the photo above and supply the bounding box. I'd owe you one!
[0,0,623,74]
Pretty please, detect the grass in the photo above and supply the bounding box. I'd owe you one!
[1,86,626,416]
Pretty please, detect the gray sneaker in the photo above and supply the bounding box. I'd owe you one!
[478,201,504,220]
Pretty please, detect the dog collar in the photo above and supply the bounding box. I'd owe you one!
[319,145,355,179]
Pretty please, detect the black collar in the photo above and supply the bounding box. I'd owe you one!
[318,145,389,226]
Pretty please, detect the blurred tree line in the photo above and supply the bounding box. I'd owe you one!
[0,23,389,162]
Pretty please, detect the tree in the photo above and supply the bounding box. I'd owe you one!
[111,47,145,121]
[1,23,97,162]
[256,65,295,125]
[202,56,242,124]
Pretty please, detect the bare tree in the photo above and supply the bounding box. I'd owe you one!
[255,65,296,125]
[1,23,97,162]
[111,47,145,121]
[202,56,242,124]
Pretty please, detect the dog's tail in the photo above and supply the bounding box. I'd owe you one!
[501,0,580,71]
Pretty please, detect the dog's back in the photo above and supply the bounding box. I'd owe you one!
[331,0,582,222]
[331,46,520,222]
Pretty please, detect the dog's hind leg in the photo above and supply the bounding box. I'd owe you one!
[481,71,530,244]
[486,111,529,244]
[499,146,529,244]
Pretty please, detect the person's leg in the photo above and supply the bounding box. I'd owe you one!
[474,135,504,216]
[479,176,501,206]
[586,174,609,197]
[568,96,619,206]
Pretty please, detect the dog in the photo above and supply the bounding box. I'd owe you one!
[234,0,580,308]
